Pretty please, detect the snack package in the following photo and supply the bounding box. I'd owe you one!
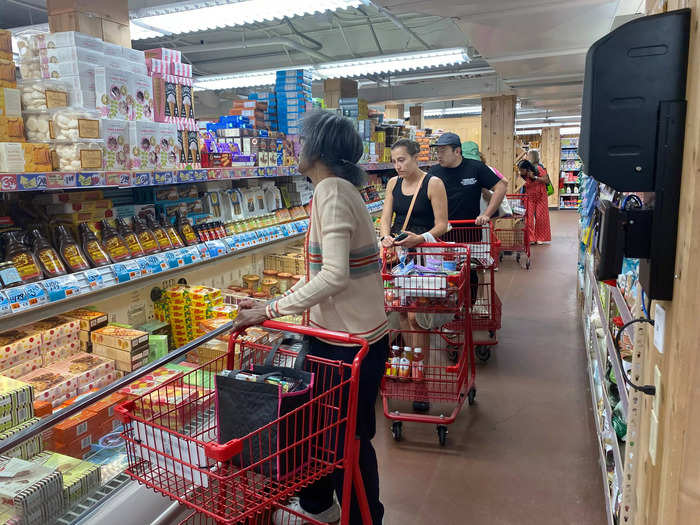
[0,87,20,117]
[128,121,160,170]
[0,142,53,172]
[38,46,103,66]
[144,48,182,63]
[19,367,76,406]
[91,325,150,350]
[63,308,108,332]
[101,119,130,170]
[2,355,43,379]
[52,141,103,172]
[155,122,178,169]
[50,108,100,141]
[0,116,25,142]
[23,110,52,141]
[151,73,180,121]
[33,31,104,53]
[53,352,116,388]
[179,77,194,119]
[130,75,154,121]
[188,130,200,166]
[95,65,131,120]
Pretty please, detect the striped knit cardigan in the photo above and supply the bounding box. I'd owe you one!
[266,177,388,344]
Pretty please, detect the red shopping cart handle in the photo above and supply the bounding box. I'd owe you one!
[261,320,368,348]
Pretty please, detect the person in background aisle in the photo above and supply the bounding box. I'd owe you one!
[521,151,552,244]
[429,133,507,225]
[234,111,388,525]
[460,141,511,218]
[379,138,449,412]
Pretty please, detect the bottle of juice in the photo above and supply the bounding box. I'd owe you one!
[116,218,145,257]
[100,219,132,262]
[132,216,161,255]
[79,223,111,267]
[159,215,184,249]
[175,211,198,246]
[3,232,42,283]
[390,345,401,377]
[55,225,90,273]
[30,229,66,278]
[412,347,424,381]
[145,214,173,251]
[399,347,412,380]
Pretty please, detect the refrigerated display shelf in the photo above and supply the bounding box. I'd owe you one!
[0,220,308,332]
[56,473,132,525]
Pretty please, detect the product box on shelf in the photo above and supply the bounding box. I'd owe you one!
[31,451,102,507]
[0,416,43,459]
[95,64,130,120]
[91,325,149,351]
[0,142,53,172]
[0,116,25,142]
[155,122,179,170]
[0,87,21,117]
[91,342,149,372]
[84,392,126,423]
[33,31,104,53]
[47,409,100,444]
[42,340,80,367]
[63,308,109,332]
[118,366,182,398]
[0,344,42,373]
[151,73,180,121]
[131,75,154,121]
[19,367,76,407]
[25,316,79,344]
[128,121,160,170]
[145,48,182,63]
[2,355,43,379]
[100,118,130,170]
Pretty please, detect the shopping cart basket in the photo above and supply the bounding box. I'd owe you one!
[441,221,502,362]
[494,194,531,269]
[116,320,373,525]
[381,316,476,446]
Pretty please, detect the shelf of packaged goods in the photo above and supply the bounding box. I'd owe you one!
[0,221,308,333]
[0,162,424,193]
[610,285,634,325]
[588,265,629,417]
[559,206,579,210]
[365,199,384,216]
[590,321,625,488]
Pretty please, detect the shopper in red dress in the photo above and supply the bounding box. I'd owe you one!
[519,155,552,244]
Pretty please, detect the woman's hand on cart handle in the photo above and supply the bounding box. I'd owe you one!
[380,235,395,248]
[475,214,491,226]
[393,231,424,249]
[232,305,269,331]
[237,298,260,310]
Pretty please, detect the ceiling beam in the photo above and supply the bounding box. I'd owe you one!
[487,48,589,63]
[358,75,507,104]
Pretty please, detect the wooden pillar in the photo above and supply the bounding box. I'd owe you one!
[634,2,700,525]
[323,78,357,109]
[481,95,516,192]
[47,0,131,47]
[409,105,424,128]
[384,103,405,121]
[540,127,561,207]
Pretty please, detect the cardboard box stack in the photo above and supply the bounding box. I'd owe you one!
[0,455,65,525]
[0,329,43,380]
[91,325,149,373]
[63,308,109,354]
[154,285,224,346]
[0,416,43,460]
[0,375,34,434]
[249,91,277,129]
[323,78,357,110]
[146,47,196,169]
[31,451,101,507]
[275,69,312,135]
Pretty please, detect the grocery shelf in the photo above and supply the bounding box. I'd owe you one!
[610,285,633,325]
[0,222,307,332]
[0,162,430,193]
[588,265,629,417]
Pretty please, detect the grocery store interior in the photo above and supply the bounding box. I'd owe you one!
[0,1,699,524]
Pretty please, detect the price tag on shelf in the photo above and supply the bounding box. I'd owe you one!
[0,291,10,317]
[76,172,105,187]
[136,257,152,277]
[145,254,168,274]
[43,274,81,302]
[164,251,184,269]
[0,174,18,191]
[131,171,152,187]
[153,171,174,185]
[113,260,141,283]
[47,172,76,189]
[205,240,228,258]
[106,172,131,187]
[193,169,208,182]
[6,283,48,312]
[196,244,210,260]
[16,173,47,191]
[223,237,237,252]
[83,269,106,290]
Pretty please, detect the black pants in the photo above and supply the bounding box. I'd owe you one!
[299,335,388,525]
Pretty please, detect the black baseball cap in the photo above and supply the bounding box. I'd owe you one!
[431,132,461,147]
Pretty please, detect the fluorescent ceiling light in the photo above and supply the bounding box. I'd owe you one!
[516,115,581,122]
[424,107,482,117]
[516,121,581,129]
[314,48,469,79]
[130,0,368,40]
[561,126,581,135]
[195,48,470,91]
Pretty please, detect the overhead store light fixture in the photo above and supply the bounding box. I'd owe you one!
[194,48,470,90]
[130,0,368,40]
[423,107,482,117]
[314,48,469,78]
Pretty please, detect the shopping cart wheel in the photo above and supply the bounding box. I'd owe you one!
[516,253,521,263]
[447,350,459,363]
[476,346,491,362]
[437,425,448,446]
[488,330,496,339]
[468,387,476,406]
[392,421,403,442]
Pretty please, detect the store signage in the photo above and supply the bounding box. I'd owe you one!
[6,283,48,312]
[145,254,168,274]
[113,260,141,283]
[153,171,174,185]
[16,173,47,191]
[76,172,105,187]
[0,292,10,317]
[164,251,184,269]
[106,172,131,187]
[47,172,76,189]
[0,175,17,191]
[84,269,106,290]
[205,240,228,258]
[131,172,152,187]
[43,274,81,301]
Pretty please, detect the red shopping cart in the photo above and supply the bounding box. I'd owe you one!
[116,321,373,525]
[494,194,531,269]
[381,242,476,445]
[441,221,502,362]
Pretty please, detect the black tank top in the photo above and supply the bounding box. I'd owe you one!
[391,175,435,235]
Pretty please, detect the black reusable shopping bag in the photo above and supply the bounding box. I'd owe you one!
[215,340,314,480]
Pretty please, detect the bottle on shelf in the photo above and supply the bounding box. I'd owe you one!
[100,219,132,262]
[132,215,161,255]
[175,211,198,246]
[79,223,111,268]
[3,232,43,283]
[159,215,185,249]
[116,218,145,257]
[55,225,90,273]
[145,214,173,251]
[412,347,424,381]
[30,229,67,278]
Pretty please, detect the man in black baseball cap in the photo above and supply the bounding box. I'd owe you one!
[429,132,507,225]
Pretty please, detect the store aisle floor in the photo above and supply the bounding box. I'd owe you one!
[376,210,606,525]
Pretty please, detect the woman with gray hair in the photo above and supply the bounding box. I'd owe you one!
[234,110,387,525]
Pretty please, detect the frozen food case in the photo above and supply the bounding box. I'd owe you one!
[0,321,235,525]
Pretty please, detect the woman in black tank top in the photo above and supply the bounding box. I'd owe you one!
[379,139,448,249]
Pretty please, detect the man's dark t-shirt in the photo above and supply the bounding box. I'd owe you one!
[429,159,501,220]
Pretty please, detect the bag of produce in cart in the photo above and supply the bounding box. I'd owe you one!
[215,339,314,480]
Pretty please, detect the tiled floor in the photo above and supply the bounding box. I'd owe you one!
[375,210,606,525]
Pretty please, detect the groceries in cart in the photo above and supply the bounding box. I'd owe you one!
[219,369,307,393]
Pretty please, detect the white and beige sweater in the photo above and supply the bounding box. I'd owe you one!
[265,177,388,344]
